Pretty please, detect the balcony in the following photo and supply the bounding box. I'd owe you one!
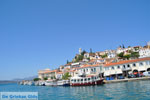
[122,67,131,71]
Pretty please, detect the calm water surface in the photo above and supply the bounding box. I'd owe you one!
[0,80,150,100]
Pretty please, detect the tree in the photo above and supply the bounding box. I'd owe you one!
[87,57,90,60]
[131,52,139,58]
[122,44,125,48]
[75,54,84,62]
[81,50,86,56]
[90,48,92,53]
[123,54,131,60]
[50,76,56,80]
[67,60,69,64]
[44,77,48,80]
[117,52,124,58]
[62,72,71,80]
[33,78,41,81]
[101,54,107,58]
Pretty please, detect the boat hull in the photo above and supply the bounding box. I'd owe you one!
[71,79,103,86]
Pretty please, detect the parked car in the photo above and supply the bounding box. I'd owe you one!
[117,76,124,79]
[128,74,136,78]
[143,72,150,77]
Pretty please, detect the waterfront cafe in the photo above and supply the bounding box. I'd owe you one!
[103,57,150,80]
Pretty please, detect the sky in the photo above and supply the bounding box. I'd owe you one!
[0,0,150,80]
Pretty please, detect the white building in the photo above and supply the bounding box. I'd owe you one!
[139,48,150,58]
[116,47,132,54]
[77,64,103,76]
[106,50,116,58]
[103,57,150,79]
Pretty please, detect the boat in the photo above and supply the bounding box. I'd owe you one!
[45,80,57,86]
[70,75,103,86]
[27,81,35,86]
[39,81,46,86]
[57,80,70,86]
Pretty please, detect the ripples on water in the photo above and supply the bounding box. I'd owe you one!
[0,80,150,100]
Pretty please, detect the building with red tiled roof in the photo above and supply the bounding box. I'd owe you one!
[38,69,58,80]
[77,64,103,77]
[103,57,150,79]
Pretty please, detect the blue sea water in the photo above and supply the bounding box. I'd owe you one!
[0,80,150,100]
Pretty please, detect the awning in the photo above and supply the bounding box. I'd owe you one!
[115,70,123,74]
[104,72,110,76]
[138,67,146,71]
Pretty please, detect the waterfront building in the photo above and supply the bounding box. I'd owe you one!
[56,72,63,79]
[77,64,104,77]
[38,68,51,80]
[38,69,58,80]
[103,57,150,79]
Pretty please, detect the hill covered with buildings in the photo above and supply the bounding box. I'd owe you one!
[37,41,150,81]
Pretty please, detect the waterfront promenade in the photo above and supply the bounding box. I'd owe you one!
[104,77,150,84]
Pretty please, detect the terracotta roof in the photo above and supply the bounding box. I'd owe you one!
[78,64,100,69]
[44,70,57,73]
[104,57,150,67]
[65,63,72,66]
[57,72,63,74]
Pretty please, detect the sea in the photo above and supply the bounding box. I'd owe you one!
[0,80,150,100]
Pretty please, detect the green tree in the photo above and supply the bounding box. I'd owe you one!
[87,57,90,60]
[81,50,86,56]
[33,78,41,81]
[67,60,69,64]
[44,77,48,80]
[117,52,124,58]
[122,44,125,48]
[131,52,139,58]
[123,54,131,60]
[90,48,92,53]
[62,72,71,80]
[101,54,107,58]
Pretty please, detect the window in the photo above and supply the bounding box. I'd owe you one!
[86,69,88,71]
[117,66,120,69]
[100,66,102,70]
[127,64,130,68]
[133,63,136,67]
[105,67,109,71]
[94,68,96,72]
[74,79,76,82]
[84,78,87,81]
[123,65,126,69]
[88,78,90,81]
[139,62,143,66]
[112,66,114,70]
[146,61,149,65]
[77,79,80,82]
[81,79,83,81]
[91,69,93,72]
[83,69,85,72]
